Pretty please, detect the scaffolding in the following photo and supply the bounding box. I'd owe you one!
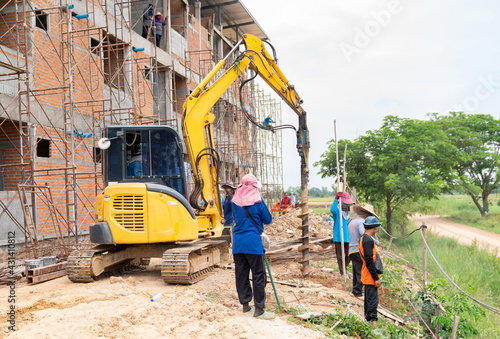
[185,47,283,202]
[251,84,284,207]
[0,0,283,255]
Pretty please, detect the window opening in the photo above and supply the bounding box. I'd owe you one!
[35,10,48,31]
[93,147,102,163]
[143,65,152,81]
[90,37,100,55]
[36,138,50,157]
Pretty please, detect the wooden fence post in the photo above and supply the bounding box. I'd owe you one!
[451,315,460,339]
[386,236,394,251]
[422,223,427,293]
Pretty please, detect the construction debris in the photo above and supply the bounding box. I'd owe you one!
[261,209,334,268]
[0,263,23,285]
[295,312,324,320]
[266,209,332,242]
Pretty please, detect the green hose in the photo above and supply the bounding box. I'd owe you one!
[264,255,281,309]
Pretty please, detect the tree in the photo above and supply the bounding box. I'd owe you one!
[315,116,455,235]
[286,186,301,195]
[308,187,323,197]
[431,112,500,216]
[321,186,333,197]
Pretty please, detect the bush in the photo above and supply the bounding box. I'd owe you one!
[423,279,486,338]
[302,311,417,339]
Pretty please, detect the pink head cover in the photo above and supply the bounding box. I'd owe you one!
[232,174,262,207]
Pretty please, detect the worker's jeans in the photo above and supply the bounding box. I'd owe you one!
[364,284,379,322]
[142,26,150,39]
[334,242,350,275]
[350,252,363,296]
[234,253,267,309]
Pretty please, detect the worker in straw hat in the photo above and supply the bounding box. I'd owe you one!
[349,203,383,298]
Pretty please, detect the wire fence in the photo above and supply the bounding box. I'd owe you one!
[420,232,500,315]
[384,265,438,338]
[380,223,500,315]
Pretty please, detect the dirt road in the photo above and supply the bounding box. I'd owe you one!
[411,214,500,256]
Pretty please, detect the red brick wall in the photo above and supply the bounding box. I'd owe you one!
[0,0,259,238]
[174,74,187,114]
[171,0,186,35]
[0,120,30,191]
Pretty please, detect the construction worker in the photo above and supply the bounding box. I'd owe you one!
[263,116,274,130]
[222,181,236,222]
[280,192,291,214]
[349,204,382,298]
[359,216,382,326]
[141,4,154,39]
[330,192,355,275]
[221,181,236,244]
[231,174,275,320]
[127,142,142,176]
[154,12,167,47]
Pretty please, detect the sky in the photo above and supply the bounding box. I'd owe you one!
[243,0,500,190]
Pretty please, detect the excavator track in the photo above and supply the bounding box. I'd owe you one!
[67,248,103,283]
[67,245,118,283]
[161,241,227,284]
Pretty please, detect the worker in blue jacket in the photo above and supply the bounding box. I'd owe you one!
[231,174,274,320]
[330,191,355,275]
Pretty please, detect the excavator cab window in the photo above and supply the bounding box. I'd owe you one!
[126,131,143,177]
[104,126,187,198]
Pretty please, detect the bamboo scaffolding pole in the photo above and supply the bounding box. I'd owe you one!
[334,120,346,282]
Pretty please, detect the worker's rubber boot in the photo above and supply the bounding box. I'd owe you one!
[254,307,275,320]
[243,303,254,316]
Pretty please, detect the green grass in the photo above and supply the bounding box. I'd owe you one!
[386,231,500,338]
[412,195,500,234]
[312,207,329,214]
[308,196,334,203]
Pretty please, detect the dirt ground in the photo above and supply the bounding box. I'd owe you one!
[6,203,498,337]
[0,209,373,339]
[411,214,500,256]
[1,261,340,338]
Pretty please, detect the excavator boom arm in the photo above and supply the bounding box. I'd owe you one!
[182,34,306,227]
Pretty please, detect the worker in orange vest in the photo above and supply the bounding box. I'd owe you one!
[359,216,382,326]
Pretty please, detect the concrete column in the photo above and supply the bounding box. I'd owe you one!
[164,0,170,54]
[194,1,201,21]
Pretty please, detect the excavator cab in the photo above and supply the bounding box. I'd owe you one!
[104,125,187,197]
[88,124,201,247]
[68,127,227,284]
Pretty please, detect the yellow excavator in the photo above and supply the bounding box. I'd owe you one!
[67,34,307,284]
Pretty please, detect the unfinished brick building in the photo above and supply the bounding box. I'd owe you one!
[0,0,284,251]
